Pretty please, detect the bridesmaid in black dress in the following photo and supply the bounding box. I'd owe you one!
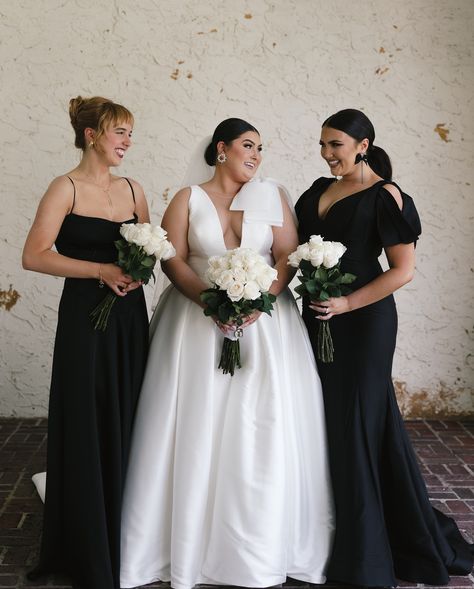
[22,96,150,589]
[295,109,473,587]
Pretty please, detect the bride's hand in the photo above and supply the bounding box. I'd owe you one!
[239,310,262,329]
[212,317,236,337]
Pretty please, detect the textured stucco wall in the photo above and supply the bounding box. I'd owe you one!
[1,0,473,417]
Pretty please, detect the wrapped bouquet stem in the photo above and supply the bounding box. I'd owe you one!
[90,223,175,331]
[288,235,356,363]
[200,247,277,376]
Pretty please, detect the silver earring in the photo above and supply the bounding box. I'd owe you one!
[217,152,227,164]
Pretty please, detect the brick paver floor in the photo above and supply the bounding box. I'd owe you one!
[0,418,473,588]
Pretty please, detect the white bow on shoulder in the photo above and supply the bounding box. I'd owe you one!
[230,177,295,227]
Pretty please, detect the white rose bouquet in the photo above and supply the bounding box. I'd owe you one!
[288,235,356,363]
[90,223,176,331]
[200,248,278,375]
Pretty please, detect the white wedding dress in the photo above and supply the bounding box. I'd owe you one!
[120,181,334,589]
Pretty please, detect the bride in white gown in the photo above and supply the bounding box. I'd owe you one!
[120,118,334,589]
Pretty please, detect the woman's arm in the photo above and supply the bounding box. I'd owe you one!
[239,191,298,328]
[269,191,298,296]
[310,184,415,319]
[160,187,208,307]
[22,176,132,296]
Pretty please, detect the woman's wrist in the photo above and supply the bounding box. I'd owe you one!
[96,262,105,287]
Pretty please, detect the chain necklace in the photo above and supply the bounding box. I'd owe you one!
[84,175,114,216]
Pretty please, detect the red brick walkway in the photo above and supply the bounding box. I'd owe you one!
[0,418,473,588]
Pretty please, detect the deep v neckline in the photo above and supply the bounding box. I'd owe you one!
[196,185,245,250]
[317,179,385,221]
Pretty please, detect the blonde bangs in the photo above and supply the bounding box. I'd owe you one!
[96,103,134,141]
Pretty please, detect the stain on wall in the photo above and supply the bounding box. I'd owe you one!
[0,286,20,311]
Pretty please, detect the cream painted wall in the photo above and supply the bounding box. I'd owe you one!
[1,0,473,417]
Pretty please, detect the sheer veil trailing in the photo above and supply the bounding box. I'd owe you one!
[149,136,214,312]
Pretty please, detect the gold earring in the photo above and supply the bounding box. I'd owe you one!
[89,141,94,148]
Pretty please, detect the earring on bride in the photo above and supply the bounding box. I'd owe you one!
[217,152,227,164]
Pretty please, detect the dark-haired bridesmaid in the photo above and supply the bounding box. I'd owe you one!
[295,109,473,587]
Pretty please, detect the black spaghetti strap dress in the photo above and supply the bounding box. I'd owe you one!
[295,177,473,587]
[29,177,149,589]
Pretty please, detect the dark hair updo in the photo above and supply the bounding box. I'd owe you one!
[322,109,392,180]
[204,118,260,166]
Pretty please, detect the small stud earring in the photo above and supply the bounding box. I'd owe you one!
[89,141,94,148]
[217,152,227,164]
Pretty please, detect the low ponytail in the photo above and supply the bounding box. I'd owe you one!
[367,144,392,180]
[323,109,393,180]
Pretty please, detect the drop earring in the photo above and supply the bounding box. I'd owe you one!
[355,153,368,183]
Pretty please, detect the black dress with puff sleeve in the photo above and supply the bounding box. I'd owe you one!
[295,178,473,586]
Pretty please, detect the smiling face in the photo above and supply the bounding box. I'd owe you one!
[319,126,368,178]
[93,121,133,167]
[217,131,262,182]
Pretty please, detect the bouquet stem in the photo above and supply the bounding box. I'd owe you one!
[317,321,334,363]
[218,337,242,376]
[90,292,117,331]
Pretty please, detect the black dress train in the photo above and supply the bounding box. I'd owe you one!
[295,178,473,587]
[29,178,149,589]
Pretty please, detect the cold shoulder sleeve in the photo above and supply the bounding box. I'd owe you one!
[376,184,422,247]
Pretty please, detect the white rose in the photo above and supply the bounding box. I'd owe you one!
[322,241,346,268]
[151,225,168,240]
[208,255,225,272]
[216,270,235,290]
[256,267,277,291]
[243,280,261,300]
[309,248,324,267]
[142,234,163,256]
[232,267,247,282]
[334,242,347,259]
[297,243,311,261]
[227,281,245,302]
[120,223,138,242]
[157,240,176,260]
[131,223,153,246]
[288,251,301,268]
[309,234,324,246]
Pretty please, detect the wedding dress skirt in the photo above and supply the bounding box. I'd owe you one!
[120,184,334,589]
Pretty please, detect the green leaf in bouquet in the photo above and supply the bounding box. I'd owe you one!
[304,280,320,295]
[293,283,308,298]
[312,267,327,282]
[299,259,315,275]
[217,302,234,324]
[141,255,156,268]
[200,289,223,310]
[326,285,342,297]
[340,273,357,284]
[339,285,353,295]
[319,289,329,301]
[114,238,128,251]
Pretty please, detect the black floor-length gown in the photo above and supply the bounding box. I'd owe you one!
[29,178,149,589]
[295,177,473,587]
